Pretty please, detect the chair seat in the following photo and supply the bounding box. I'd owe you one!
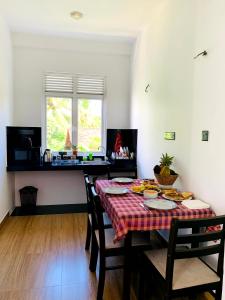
[95,229,151,250]
[103,212,112,227]
[144,248,220,290]
[95,228,124,249]
[88,213,112,228]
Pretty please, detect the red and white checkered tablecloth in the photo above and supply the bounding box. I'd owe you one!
[95,179,216,241]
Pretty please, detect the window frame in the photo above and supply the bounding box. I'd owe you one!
[43,76,106,156]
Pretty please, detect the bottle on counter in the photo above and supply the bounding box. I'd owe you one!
[43,149,52,164]
[88,152,93,161]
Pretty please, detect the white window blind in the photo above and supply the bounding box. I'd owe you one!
[45,73,73,94]
[77,75,105,95]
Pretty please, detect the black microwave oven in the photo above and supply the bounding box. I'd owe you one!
[6,126,41,166]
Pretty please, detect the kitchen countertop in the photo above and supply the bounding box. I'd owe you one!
[7,160,111,172]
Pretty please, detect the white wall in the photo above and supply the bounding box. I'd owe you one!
[189,0,225,216]
[12,32,132,205]
[131,0,225,297]
[13,32,132,130]
[131,0,195,190]
[0,17,14,221]
[131,0,225,215]
[14,171,86,206]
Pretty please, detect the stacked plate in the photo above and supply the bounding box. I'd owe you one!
[144,199,177,210]
[103,187,129,194]
[111,178,134,183]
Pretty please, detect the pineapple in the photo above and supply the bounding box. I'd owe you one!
[159,153,174,176]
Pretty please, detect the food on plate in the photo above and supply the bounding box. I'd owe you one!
[161,188,177,194]
[144,184,160,191]
[130,184,161,194]
[181,192,193,199]
[130,185,145,193]
[141,179,156,186]
[164,190,193,201]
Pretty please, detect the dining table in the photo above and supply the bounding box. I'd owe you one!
[95,179,216,300]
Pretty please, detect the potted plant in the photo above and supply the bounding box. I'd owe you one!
[153,153,178,186]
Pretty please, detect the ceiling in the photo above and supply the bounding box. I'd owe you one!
[0,0,161,40]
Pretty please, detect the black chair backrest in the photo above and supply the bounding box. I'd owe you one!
[84,174,91,212]
[166,215,225,290]
[90,184,106,248]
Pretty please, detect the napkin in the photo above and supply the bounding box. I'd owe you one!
[181,199,210,209]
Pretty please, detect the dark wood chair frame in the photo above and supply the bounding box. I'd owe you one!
[139,215,225,300]
[84,174,111,251]
[89,184,154,300]
[89,184,124,300]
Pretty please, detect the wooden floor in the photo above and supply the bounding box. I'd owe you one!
[0,213,213,300]
[0,213,133,300]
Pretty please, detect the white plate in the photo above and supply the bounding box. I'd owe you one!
[111,177,134,184]
[162,194,192,202]
[144,199,177,210]
[103,187,129,195]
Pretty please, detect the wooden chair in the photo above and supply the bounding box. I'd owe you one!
[84,174,112,251]
[139,215,225,300]
[89,184,153,300]
[83,167,110,184]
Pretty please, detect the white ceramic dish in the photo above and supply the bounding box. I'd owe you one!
[144,190,158,199]
[103,187,129,195]
[111,177,134,184]
[144,199,177,210]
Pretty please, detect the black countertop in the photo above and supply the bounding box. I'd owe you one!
[7,159,137,174]
[7,160,111,172]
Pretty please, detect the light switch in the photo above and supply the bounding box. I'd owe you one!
[202,130,209,141]
[164,132,175,140]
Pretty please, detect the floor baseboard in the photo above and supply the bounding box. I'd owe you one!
[0,212,9,229]
[11,204,87,216]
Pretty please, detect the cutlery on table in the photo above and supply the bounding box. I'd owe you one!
[139,203,149,211]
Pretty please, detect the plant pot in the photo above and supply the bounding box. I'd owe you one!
[154,173,178,186]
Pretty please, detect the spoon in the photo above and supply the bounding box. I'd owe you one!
[139,203,149,211]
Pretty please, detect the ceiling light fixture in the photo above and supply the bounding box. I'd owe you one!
[70,11,83,20]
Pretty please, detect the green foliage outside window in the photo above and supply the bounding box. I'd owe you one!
[47,97,72,151]
[46,97,102,152]
[77,99,102,152]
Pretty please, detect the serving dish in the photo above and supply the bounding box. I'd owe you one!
[144,190,158,199]
[162,192,192,202]
[130,185,161,194]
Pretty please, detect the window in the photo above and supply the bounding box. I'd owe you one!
[45,73,105,153]
[77,98,102,152]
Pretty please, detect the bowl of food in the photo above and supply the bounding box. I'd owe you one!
[144,190,159,199]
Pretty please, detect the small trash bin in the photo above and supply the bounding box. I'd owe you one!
[19,186,38,207]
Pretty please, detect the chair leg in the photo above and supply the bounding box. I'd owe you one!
[89,233,98,272]
[97,253,106,300]
[215,284,222,300]
[85,217,91,250]
[138,256,146,300]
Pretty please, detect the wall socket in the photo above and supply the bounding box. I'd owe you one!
[202,130,209,141]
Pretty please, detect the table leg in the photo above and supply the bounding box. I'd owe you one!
[123,231,132,300]
[192,226,200,248]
